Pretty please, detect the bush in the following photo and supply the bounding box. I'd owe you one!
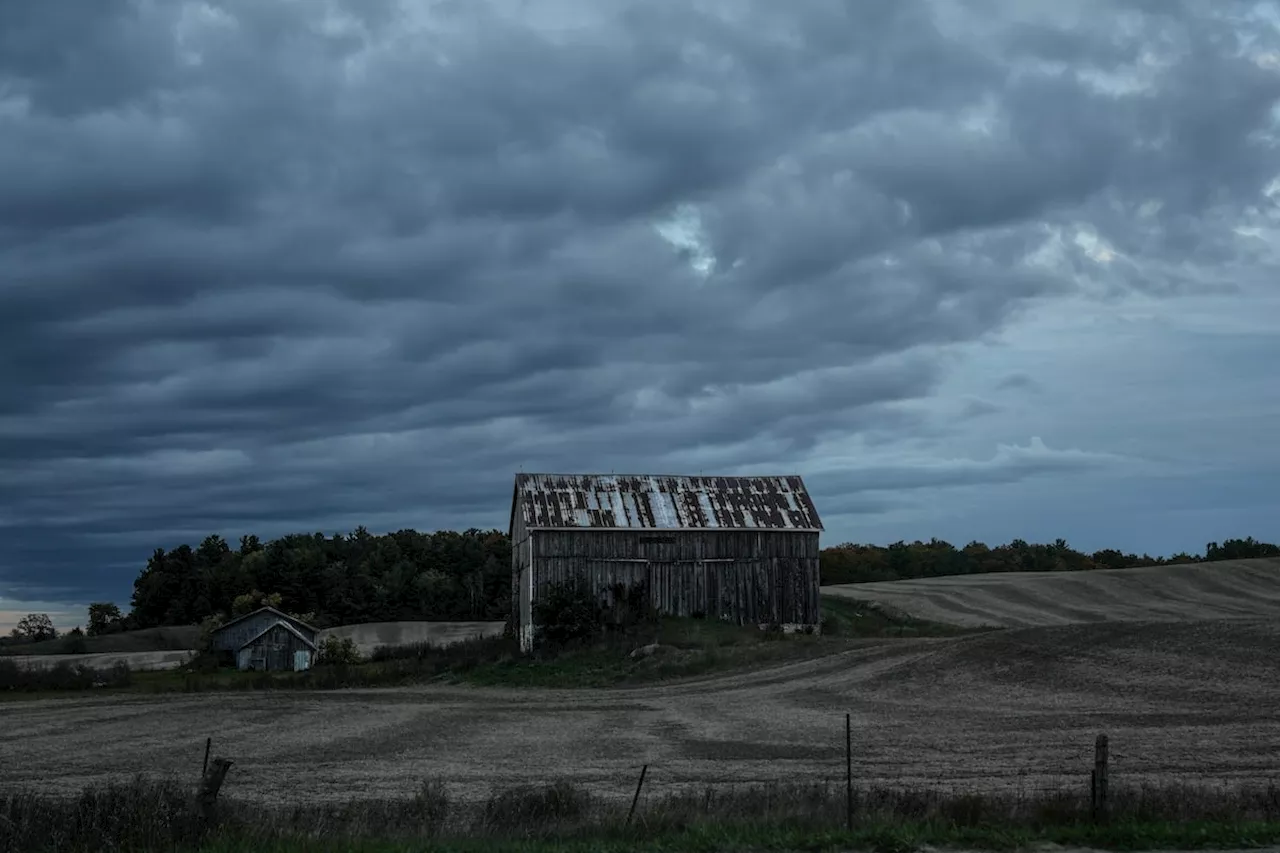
[316,636,362,666]
[63,630,89,655]
[532,580,657,651]
[0,659,131,692]
[532,582,605,649]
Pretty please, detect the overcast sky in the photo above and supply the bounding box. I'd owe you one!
[3,0,1279,631]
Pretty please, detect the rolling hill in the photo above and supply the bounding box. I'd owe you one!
[821,557,1280,628]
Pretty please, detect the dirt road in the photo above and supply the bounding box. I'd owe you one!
[4,618,1279,805]
[822,558,1280,627]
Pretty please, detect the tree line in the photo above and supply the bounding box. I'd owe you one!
[818,536,1280,585]
[3,531,1278,641]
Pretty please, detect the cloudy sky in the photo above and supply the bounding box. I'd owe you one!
[3,0,1279,630]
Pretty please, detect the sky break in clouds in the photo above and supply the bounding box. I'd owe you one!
[2,0,1279,629]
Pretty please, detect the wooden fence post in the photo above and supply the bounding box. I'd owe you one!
[845,712,853,830]
[627,764,648,827]
[202,737,212,777]
[1091,733,1109,822]
[196,757,234,826]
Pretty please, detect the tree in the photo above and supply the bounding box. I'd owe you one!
[15,613,57,642]
[86,602,125,637]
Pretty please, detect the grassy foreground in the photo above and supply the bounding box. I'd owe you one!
[7,777,1280,853]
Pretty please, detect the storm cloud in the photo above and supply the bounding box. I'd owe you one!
[2,0,1279,626]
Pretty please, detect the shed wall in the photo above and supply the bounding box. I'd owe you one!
[237,623,315,672]
[516,529,819,646]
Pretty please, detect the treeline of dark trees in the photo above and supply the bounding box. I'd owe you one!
[818,536,1280,584]
[5,531,1279,639]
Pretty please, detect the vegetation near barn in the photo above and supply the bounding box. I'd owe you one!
[4,528,1276,666]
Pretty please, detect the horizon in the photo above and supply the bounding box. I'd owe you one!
[3,2,1278,630]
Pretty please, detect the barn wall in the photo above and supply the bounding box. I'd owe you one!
[211,610,314,653]
[524,529,820,631]
[510,507,532,645]
[237,623,316,671]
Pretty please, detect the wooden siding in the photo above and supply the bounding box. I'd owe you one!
[510,503,530,629]
[520,529,820,632]
[210,609,317,653]
[237,623,315,672]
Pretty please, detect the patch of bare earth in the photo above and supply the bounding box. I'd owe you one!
[4,617,1279,806]
[822,558,1280,628]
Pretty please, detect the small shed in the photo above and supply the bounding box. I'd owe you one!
[209,606,319,672]
[509,473,824,651]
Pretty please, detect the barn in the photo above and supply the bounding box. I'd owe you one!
[208,606,319,672]
[509,473,824,651]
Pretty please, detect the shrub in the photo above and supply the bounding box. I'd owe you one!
[316,636,362,666]
[532,582,604,649]
[0,659,131,692]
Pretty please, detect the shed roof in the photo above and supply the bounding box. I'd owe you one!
[209,606,318,637]
[510,473,823,534]
[238,619,319,652]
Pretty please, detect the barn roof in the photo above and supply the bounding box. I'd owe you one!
[210,606,318,637]
[510,473,823,534]
[238,619,319,652]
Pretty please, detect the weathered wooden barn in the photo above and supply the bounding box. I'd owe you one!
[509,473,824,651]
[209,606,319,672]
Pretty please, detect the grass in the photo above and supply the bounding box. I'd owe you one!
[7,776,1280,853]
[0,625,200,656]
[0,657,132,692]
[0,600,970,699]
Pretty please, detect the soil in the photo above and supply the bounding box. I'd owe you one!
[4,617,1279,806]
[822,558,1280,627]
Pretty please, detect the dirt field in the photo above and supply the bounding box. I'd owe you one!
[822,558,1280,627]
[317,621,506,656]
[4,617,1279,805]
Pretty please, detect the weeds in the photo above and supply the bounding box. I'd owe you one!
[8,776,1280,852]
[0,657,131,692]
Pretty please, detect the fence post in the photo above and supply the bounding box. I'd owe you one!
[627,764,648,827]
[196,757,234,826]
[202,737,212,777]
[1091,733,1109,822]
[845,712,853,830]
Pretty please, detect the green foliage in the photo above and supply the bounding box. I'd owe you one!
[532,582,606,649]
[119,521,1279,635]
[14,613,57,642]
[819,535,1280,585]
[63,628,88,655]
[128,528,512,630]
[0,659,131,692]
[316,636,362,666]
[85,603,124,637]
[818,596,970,638]
[12,776,1280,853]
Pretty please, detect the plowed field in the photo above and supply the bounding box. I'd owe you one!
[4,617,1279,805]
[822,558,1280,628]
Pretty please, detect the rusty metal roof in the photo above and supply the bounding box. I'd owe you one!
[511,473,823,533]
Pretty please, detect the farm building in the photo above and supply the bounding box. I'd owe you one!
[509,473,824,651]
[208,606,319,672]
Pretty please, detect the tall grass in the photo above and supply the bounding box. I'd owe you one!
[8,775,1280,852]
[0,658,131,692]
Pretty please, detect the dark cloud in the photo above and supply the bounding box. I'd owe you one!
[1,0,1276,617]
